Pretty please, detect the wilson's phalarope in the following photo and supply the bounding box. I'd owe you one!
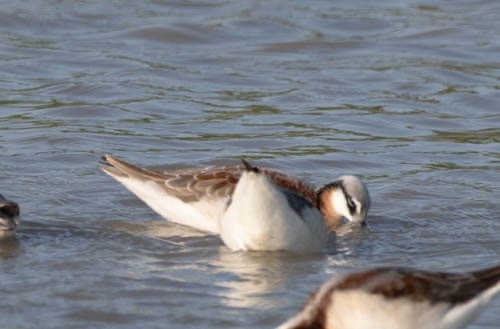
[0,193,20,239]
[278,265,500,329]
[101,154,370,234]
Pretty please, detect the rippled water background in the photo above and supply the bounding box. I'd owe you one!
[1,1,499,328]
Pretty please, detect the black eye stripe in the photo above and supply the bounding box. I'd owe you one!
[346,196,356,213]
[337,182,356,214]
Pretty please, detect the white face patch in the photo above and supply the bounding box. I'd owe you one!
[331,189,352,222]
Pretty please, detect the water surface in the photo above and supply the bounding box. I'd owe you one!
[1,1,499,328]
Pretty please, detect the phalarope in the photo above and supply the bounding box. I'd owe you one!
[101,154,370,234]
[0,193,20,239]
[278,264,500,329]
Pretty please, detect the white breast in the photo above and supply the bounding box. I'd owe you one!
[219,171,328,253]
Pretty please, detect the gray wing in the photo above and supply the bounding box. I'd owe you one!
[102,154,242,203]
[162,166,242,202]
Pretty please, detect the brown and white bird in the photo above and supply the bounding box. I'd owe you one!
[278,265,500,329]
[0,193,20,239]
[101,155,370,232]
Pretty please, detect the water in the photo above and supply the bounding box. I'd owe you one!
[1,0,499,328]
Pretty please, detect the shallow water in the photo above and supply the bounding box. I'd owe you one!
[0,1,499,328]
